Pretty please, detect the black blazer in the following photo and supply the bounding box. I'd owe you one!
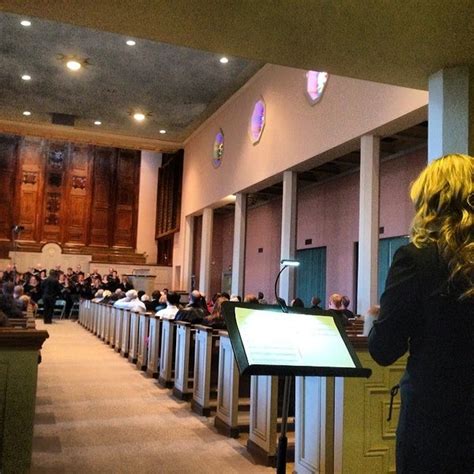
[369,244,474,416]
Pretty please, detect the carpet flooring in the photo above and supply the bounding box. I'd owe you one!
[31,320,275,473]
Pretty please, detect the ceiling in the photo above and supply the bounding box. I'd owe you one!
[1,1,473,92]
[0,11,261,143]
[0,2,471,152]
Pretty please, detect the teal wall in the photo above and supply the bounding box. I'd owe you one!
[296,247,327,308]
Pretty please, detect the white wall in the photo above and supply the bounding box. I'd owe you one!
[175,64,428,287]
[136,151,161,263]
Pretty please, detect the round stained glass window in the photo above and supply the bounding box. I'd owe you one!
[249,98,266,144]
[305,71,329,105]
[213,129,224,168]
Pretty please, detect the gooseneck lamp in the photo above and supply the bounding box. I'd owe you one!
[273,258,300,474]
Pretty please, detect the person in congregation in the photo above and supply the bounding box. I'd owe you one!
[327,293,350,326]
[243,293,258,304]
[113,289,146,313]
[310,296,323,310]
[1,282,24,318]
[291,297,305,308]
[174,290,206,323]
[155,292,180,320]
[341,295,355,318]
[202,295,229,329]
[257,291,267,304]
[368,154,473,473]
[13,285,35,312]
[363,305,379,337]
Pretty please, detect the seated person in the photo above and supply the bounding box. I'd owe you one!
[92,289,105,303]
[156,292,180,320]
[1,282,24,318]
[363,304,380,336]
[202,296,229,329]
[341,295,355,319]
[291,297,305,308]
[113,289,146,313]
[144,290,161,312]
[311,296,322,310]
[13,285,34,312]
[0,309,9,327]
[175,290,206,324]
[244,293,258,304]
[257,291,267,304]
[327,293,350,326]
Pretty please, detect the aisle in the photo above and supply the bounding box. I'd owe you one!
[31,320,272,474]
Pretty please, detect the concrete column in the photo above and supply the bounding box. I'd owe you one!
[199,207,214,299]
[182,215,194,292]
[428,66,474,161]
[357,135,380,316]
[279,171,297,305]
[136,151,161,263]
[231,193,247,297]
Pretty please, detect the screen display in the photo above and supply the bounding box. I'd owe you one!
[235,307,356,368]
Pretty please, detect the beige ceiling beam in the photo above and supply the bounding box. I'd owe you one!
[0,119,181,152]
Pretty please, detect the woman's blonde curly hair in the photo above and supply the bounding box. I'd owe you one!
[410,154,473,299]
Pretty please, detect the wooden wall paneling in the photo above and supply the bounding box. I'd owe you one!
[41,141,68,243]
[15,137,45,243]
[0,135,18,241]
[63,144,92,245]
[89,147,117,247]
[112,149,140,248]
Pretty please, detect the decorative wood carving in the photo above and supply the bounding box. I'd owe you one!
[22,172,37,185]
[0,133,141,252]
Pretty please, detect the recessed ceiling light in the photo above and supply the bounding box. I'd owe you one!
[23,111,31,116]
[159,129,166,134]
[66,60,82,71]
[94,120,102,126]
[220,57,229,64]
[133,113,145,122]
[126,40,136,46]
[21,74,31,81]
[20,20,31,27]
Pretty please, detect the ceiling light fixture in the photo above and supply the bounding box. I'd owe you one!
[159,129,166,134]
[66,60,82,71]
[20,20,31,27]
[220,57,229,64]
[133,113,145,122]
[126,40,136,46]
[23,111,31,116]
[94,120,102,126]
[21,74,31,81]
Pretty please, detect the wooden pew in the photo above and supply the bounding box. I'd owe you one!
[120,309,132,358]
[128,310,141,363]
[214,332,251,437]
[136,312,152,371]
[108,306,117,348]
[293,337,406,473]
[92,301,99,335]
[114,307,124,353]
[0,328,49,472]
[146,316,162,378]
[158,319,176,388]
[172,321,196,400]
[192,325,220,416]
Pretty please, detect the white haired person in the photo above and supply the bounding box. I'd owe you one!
[113,289,146,313]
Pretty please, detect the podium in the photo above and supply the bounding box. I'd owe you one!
[124,271,157,295]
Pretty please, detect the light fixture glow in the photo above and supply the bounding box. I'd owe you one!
[20,20,31,27]
[159,129,166,134]
[280,259,300,267]
[133,113,145,122]
[23,111,31,116]
[94,120,102,126]
[220,57,229,64]
[126,40,136,46]
[21,74,31,81]
[66,60,81,71]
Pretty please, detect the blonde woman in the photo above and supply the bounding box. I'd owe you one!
[369,154,473,473]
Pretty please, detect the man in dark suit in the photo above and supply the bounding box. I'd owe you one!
[41,270,62,324]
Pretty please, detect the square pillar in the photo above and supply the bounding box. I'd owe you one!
[357,135,380,316]
[231,193,247,297]
[199,207,214,299]
[428,66,474,161]
[279,171,297,304]
[182,215,194,292]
